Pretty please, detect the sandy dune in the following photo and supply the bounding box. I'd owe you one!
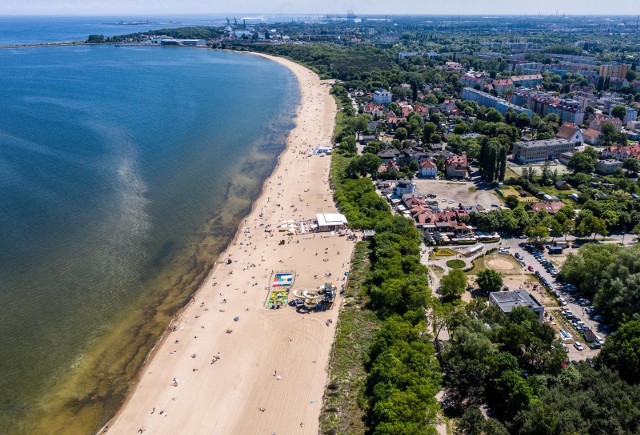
[105,54,356,434]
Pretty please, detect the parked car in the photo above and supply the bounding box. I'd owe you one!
[528,265,534,272]
[574,342,584,351]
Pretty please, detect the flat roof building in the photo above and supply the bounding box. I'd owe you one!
[316,213,348,231]
[489,290,544,321]
[512,138,576,164]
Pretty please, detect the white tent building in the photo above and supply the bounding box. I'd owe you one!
[315,213,348,232]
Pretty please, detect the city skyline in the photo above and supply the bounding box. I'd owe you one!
[1,0,639,17]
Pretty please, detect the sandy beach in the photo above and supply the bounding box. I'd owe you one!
[105,54,356,434]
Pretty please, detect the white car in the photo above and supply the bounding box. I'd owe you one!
[448,200,454,204]
[441,198,447,202]
[574,342,584,351]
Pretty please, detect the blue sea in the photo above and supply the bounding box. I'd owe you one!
[0,20,299,433]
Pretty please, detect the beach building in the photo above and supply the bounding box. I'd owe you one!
[512,139,576,164]
[315,213,348,232]
[489,290,544,321]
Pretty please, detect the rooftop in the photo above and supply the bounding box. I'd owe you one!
[490,290,543,314]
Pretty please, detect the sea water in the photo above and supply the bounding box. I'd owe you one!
[0,44,298,433]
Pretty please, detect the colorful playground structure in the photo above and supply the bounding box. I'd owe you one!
[266,272,295,309]
[290,283,336,312]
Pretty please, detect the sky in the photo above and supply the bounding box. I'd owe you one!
[0,0,638,16]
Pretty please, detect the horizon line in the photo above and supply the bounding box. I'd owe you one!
[1,13,639,18]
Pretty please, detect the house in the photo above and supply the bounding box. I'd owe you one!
[595,159,624,175]
[373,89,392,104]
[556,122,583,145]
[395,179,416,196]
[527,201,565,215]
[601,144,640,161]
[377,149,399,163]
[419,160,437,178]
[582,128,601,145]
[590,114,622,132]
[440,99,457,112]
[445,153,468,178]
[555,180,571,190]
[489,290,544,321]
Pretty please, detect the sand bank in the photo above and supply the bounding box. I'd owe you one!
[105,54,356,434]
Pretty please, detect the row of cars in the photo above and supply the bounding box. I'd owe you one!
[526,245,560,276]
[558,306,605,350]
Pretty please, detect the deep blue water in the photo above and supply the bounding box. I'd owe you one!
[0,44,298,430]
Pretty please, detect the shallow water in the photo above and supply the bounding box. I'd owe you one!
[0,45,299,433]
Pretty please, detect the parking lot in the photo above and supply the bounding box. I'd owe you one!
[502,237,608,362]
[412,179,502,210]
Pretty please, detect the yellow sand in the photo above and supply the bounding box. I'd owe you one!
[104,54,356,434]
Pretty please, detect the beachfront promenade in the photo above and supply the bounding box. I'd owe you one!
[106,55,355,434]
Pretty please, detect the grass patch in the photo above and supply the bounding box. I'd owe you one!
[468,186,477,193]
[446,259,466,269]
[320,241,379,435]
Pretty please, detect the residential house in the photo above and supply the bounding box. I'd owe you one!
[373,89,393,104]
[556,122,584,145]
[555,180,572,190]
[395,179,416,196]
[590,114,622,132]
[377,149,400,163]
[446,153,468,178]
[419,160,437,178]
[595,159,624,175]
[601,144,640,161]
[461,87,532,116]
[582,128,601,145]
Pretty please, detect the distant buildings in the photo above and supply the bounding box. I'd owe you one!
[373,89,392,104]
[599,62,628,80]
[512,139,576,164]
[511,88,585,125]
[489,290,544,321]
[511,74,543,88]
[461,87,532,116]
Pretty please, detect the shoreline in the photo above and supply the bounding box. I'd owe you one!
[105,53,357,434]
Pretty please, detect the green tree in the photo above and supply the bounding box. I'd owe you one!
[505,195,519,210]
[598,320,640,384]
[486,108,503,123]
[477,269,503,294]
[611,105,627,121]
[559,243,621,298]
[86,34,105,43]
[567,150,596,174]
[423,122,437,144]
[439,269,468,302]
[525,225,549,247]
